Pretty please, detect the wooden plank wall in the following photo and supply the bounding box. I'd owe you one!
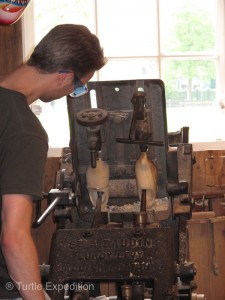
[193,150,225,216]
[190,150,225,300]
[193,150,225,193]
[0,20,23,75]
[188,216,225,300]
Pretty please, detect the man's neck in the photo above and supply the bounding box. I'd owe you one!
[0,64,44,105]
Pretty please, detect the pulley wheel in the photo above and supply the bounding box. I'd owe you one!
[76,108,108,126]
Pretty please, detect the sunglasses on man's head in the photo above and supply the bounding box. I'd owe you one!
[70,76,88,98]
[59,70,88,98]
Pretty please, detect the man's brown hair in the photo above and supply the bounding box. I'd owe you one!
[27,24,106,78]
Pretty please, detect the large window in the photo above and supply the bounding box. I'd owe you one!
[23,0,225,147]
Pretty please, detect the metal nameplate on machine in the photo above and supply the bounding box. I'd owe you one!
[48,227,175,299]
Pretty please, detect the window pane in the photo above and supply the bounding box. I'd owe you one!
[167,106,225,143]
[97,0,158,57]
[37,99,70,148]
[34,0,95,42]
[161,59,219,142]
[99,59,158,81]
[159,0,216,54]
[162,59,216,106]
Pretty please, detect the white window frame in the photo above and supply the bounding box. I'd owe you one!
[21,0,225,153]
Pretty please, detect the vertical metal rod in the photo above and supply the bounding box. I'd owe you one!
[92,192,103,228]
[141,189,147,212]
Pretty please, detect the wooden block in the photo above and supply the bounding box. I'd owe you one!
[191,211,216,219]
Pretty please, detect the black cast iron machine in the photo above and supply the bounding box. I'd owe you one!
[34,80,205,300]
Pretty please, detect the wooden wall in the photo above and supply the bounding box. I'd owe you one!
[0,20,23,75]
[191,150,225,300]
[188,216,225,300]
[193,150,225,215]
[193,150,225,193]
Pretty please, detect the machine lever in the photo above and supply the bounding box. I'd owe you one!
[32,196,61,228]
[116,138,164,146]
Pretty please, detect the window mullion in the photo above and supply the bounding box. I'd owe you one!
[217,0,225,100]
[157,0,162,78]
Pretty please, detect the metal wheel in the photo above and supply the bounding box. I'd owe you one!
[76,108,108,126]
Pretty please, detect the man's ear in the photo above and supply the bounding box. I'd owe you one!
[57,72,73,86]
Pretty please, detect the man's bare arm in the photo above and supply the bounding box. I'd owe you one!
[1,194,46,300]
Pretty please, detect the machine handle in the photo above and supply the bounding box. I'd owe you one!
[32,197,61,228]
[116,138,164,146]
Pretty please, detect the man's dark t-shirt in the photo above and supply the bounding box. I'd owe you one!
[0,86,48,298]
